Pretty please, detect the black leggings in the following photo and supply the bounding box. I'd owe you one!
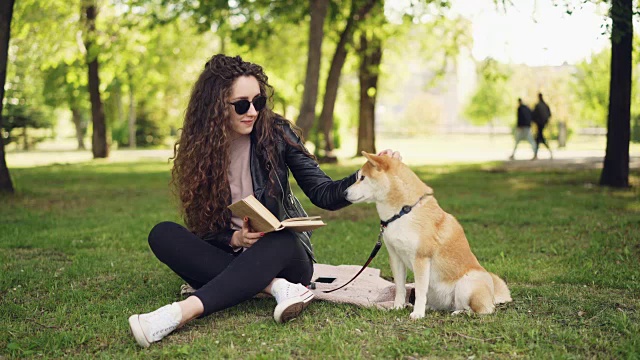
[148,221,314,317]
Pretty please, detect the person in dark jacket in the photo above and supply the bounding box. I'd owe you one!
[532,93,553,159]
[509,98,537,160]
[128,54,401,348]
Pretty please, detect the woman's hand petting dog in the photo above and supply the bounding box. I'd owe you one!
[377,149,402,161]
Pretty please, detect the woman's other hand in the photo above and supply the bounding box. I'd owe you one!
[230,217,264,248]
[377,149,402,161]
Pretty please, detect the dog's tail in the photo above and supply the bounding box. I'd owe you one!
[490,273,512,304]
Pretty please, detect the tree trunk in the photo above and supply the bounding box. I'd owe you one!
[71,107,86,149]
[128,78,136,149]
[356,32,382,155]
[296,0,329,140]
[557,121,567,148]
[600,0,632,188]
[0,0,15,194]
[113,78,124,148]
[318,0,377,158]
[83,1,109,158]
[22,127,28,150]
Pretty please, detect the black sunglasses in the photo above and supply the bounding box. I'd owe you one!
[228,95,267,115]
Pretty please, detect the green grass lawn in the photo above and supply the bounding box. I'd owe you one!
[1,160,639,359]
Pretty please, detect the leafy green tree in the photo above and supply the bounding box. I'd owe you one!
[2,0,82,192]
[318,0,378,160]
[356,5,472,148]
[3,3,61,147]
[43,61,90,149]
[2,81,54,149]
[34,1,217,150]
[10,0,93,151]
[463,58,512,129]
[151,0,310,118]
[571,48,611,127]
[102,3,217,148]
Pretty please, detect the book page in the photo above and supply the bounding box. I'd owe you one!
[281,218,326,232]
[280,216,322,222]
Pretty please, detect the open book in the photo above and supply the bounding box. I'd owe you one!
[228,195,326,233]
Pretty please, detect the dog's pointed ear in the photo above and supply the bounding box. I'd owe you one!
[361,151,381,168]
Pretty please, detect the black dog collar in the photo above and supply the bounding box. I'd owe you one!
[380,192,433,228]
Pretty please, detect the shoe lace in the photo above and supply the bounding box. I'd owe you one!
[275,283,307,303]
[152,326,174,337]
[146,307,179,337]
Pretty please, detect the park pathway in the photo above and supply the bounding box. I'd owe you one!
[6,134,640,170]
[6,147,640,171]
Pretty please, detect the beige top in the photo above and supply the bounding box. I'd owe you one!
[228,135,254,230]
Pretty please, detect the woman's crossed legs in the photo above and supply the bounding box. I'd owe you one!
[128,221,314,347]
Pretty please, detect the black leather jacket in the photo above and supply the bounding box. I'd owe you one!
[203,118,358,260]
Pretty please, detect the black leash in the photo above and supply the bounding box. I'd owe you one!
[322,192,433,294]
[322,228,384,293]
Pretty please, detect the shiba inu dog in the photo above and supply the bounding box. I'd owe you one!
[345,152,512,319]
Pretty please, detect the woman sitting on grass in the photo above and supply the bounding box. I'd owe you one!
[128,54,399,348]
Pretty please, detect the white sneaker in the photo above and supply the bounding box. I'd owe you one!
[271,280,315,323]
[128,303,182,348]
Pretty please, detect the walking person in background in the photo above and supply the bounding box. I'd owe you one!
[509,98,537,160]
[532,93,553,160]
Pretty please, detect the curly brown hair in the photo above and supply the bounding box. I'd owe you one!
[171,54,307,237]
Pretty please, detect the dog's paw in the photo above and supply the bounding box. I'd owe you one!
[451,310,467,316]
[393,303,405,310]
[409,311,425,320]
